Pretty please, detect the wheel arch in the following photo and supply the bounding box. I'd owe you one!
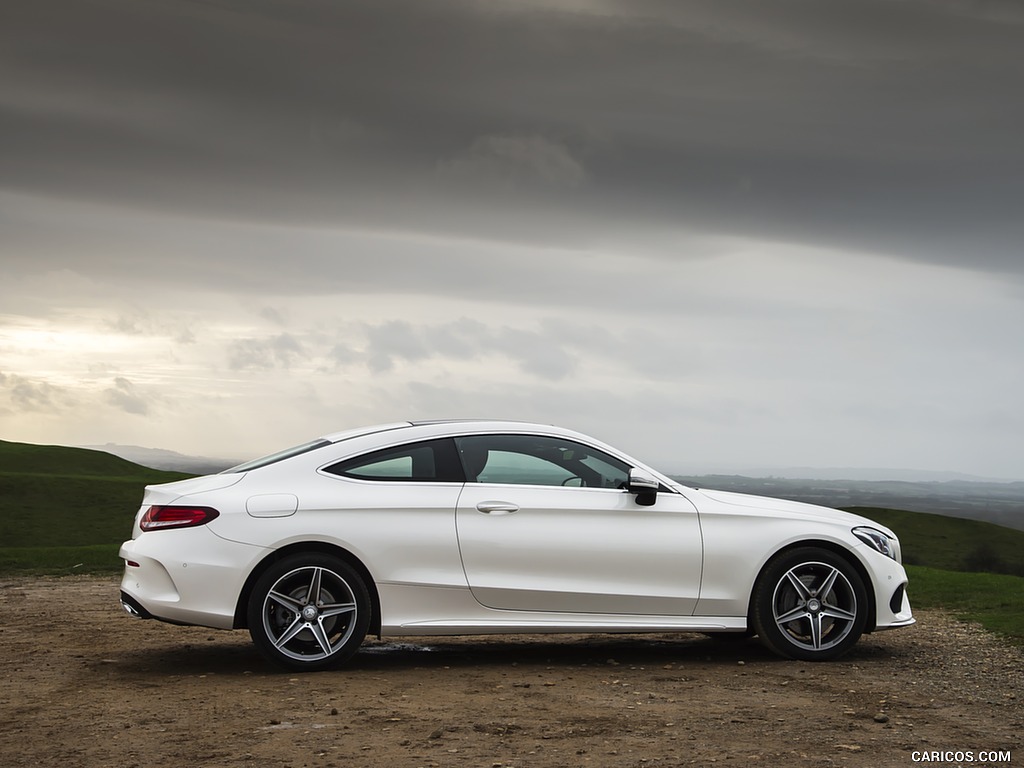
[234,542,382,637]
[746,539,877,634]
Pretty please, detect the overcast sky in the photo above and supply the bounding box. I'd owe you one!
[2,0,1023,478]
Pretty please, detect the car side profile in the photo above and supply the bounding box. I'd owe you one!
[119,420,914,670]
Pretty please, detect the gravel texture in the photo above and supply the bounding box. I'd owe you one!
[0,576,1020,767]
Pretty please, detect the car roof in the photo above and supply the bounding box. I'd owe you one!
[319,419,562,445]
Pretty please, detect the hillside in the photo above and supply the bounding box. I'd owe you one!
[0,438,188,479]
[851,506,1024,576]
[0,439,191,569]
[82,442,235,475]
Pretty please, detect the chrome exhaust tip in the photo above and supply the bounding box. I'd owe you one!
[119,591,152,619]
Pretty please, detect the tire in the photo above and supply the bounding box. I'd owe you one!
[752,547,868,661]
[247,553,371,671]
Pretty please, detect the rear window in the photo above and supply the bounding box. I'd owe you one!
[323,439,463,482]
[222,439,331,473]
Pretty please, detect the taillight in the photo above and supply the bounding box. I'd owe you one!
[140,505,219,531]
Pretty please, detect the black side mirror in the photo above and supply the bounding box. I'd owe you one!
[628,468,658,507]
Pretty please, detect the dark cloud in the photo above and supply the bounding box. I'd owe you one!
[3,0,1023,277]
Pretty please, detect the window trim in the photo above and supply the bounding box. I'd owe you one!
[454,433,632,490]
[321,438,465,483]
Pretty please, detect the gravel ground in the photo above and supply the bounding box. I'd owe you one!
[0,576,1020,768]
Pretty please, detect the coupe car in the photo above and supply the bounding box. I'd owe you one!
[119,420,914,670]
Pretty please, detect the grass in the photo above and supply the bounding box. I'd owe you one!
[0,544,123,575]
[0,438,189,572]
[848,506,1024,575]
[904,565,1024,645]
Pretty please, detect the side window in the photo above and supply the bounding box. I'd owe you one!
[323,439,463,482]
[455,435,630,489]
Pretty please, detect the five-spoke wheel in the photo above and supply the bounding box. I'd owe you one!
[753,547,868,661]
[247,554,370,671]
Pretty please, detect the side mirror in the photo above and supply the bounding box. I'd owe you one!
[628,468,659,507]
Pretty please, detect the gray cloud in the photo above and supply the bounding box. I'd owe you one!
[359,319,578,380]
[227,333,306,370]
[3,0,1022,278]
[439,134,587,189]
[3,0,1024,478]
[364,321,431,373]
[1,372,76,413]
[104,377,150,416]
[259,307,287,327]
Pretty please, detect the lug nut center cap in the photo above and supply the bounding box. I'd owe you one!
[301,605,319,621]
[806,598,821,613]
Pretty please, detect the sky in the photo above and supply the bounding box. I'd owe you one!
[2,0,1023,478]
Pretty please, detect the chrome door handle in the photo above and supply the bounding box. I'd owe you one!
[475,501,519,515]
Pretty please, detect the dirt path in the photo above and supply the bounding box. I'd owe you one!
[0,576,1020,767]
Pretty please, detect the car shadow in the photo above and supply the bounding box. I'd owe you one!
[102,631,904,678]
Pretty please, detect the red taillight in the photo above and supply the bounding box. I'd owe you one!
[140,505,219,531]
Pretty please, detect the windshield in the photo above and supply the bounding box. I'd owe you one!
[222,438,331,473]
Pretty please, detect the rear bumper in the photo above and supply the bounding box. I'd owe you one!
[119,528,270,630]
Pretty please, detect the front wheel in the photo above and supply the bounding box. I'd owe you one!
[247,553,371,671]
[752,547,868,661]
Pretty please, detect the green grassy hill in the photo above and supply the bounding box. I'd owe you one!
[0,439,191,573]
[849,506,1024,575]
[0,438,186,479]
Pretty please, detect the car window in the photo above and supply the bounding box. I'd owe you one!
[223,438,332,473]
[324,439,463,482]
[455,434,630,488]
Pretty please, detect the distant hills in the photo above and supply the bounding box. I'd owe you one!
[1,438,185,479]
[733,466,1021,483]
[673,474,1024,532]
[670,464,1021,483]
[82,443,236,475]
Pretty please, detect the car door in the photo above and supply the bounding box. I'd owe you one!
[313,438,467,588]
[454,434,703,616]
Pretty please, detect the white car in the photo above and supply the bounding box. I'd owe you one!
[119,420,914,670]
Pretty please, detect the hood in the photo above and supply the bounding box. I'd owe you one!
[694,488,895,536]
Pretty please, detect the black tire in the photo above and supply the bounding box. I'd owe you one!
[247,553,371,671]
[752,547,868,661]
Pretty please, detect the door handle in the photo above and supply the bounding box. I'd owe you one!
[475,501,519,515]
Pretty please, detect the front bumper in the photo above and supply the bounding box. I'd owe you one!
[864,548,915,631]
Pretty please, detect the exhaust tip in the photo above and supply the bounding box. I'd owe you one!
[119,591,153,620]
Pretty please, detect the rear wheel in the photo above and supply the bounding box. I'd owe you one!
[247,553,370,671]
[752,547,868,661]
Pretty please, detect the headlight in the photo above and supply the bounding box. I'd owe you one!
[852,526,901,563]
